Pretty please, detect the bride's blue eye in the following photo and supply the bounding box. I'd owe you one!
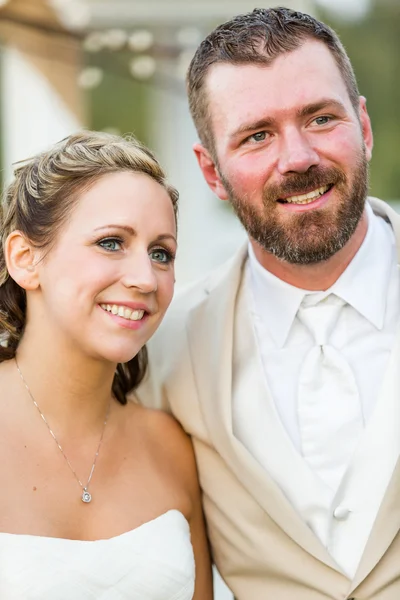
[149,248,174,264]
[98,238,122,252]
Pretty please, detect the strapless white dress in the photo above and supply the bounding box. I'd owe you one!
[0,509,195,599]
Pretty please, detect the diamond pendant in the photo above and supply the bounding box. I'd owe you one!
[81,489,92,503]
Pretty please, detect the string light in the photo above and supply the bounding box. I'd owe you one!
[78,66,103,89]
[103,29,128,51]
[0,6,205,91]
[83,32,105,53]
[129,56,156,80]
[128,30,154,53]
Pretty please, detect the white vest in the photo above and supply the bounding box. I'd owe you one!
[232,269,400,578]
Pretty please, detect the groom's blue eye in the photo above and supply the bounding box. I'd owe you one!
[314,116,331,126]
[249,131,268,143]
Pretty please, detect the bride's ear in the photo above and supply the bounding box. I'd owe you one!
[5,231,40,290]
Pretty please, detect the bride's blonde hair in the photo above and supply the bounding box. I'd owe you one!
[0,130,179,403]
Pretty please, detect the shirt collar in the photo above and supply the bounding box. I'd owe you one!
[248,244,305,348]
[248,202,395,348]
[329,202,394,330]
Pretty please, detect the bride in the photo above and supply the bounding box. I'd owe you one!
[0,131,213,599]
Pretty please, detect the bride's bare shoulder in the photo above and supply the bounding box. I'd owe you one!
[127,401,191,450]
[125,401,197,482]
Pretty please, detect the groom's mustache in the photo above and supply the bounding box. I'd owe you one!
[263,166,347,205]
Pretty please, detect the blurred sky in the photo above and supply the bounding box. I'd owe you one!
[315,0,373,20]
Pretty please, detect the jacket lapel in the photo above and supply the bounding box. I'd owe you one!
[186,198,400,579]
[370,196,400,261]
[186,245,339,570]
[349,198,400,588]
[350,458,400,592]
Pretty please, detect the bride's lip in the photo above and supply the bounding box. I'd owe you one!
[98,305,150,330]
[99,301,152,314]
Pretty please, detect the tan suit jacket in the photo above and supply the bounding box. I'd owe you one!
[136,198,400,599]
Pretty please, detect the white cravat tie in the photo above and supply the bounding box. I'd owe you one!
[297,295,364,492]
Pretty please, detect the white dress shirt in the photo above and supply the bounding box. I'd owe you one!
[233,202,400,573]
[247,203,399,456]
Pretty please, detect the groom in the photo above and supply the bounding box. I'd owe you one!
[137,7,400,599]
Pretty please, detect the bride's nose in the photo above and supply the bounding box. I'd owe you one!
[120,251,158,293]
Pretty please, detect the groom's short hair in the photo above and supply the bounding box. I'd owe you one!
[186,6,359,157]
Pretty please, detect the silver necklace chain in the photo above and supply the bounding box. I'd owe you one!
[15,358,111,504]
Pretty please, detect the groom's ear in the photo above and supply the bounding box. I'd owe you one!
[193,143,229,201]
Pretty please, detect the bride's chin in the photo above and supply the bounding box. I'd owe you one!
[99,348,142,366]
[80,338,144,366]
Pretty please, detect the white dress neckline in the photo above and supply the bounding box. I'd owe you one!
[0,508,195,599]
[0,508,187,543]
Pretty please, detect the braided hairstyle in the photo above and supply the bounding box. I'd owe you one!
[0,130,179,403]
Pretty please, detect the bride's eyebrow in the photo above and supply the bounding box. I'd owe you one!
[93,225,136,235]
[153,234,177,244]
[92,226,177,245]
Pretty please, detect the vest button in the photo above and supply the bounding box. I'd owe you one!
[333,506,351,520]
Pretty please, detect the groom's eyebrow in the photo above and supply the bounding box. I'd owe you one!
[297,98,346,118]
[231,117,276,140]
[230,98,347,141]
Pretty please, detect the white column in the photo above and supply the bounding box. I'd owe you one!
[144,1,315,287]
[1,46,82,183]
[148,83,245,288]
[0,0,84,184]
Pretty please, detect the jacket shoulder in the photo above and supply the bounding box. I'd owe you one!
[136,249,245,410]
[161,243,247,332]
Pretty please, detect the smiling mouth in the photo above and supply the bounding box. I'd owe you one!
[100,304,146,321]
[278,184,333,205]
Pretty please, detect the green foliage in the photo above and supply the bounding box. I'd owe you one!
[85,1,400,201]
[317,1,400,200]
[86,51,151,146]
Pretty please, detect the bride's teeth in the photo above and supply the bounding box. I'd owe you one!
[101,303,145,321]
[130,310,144,321]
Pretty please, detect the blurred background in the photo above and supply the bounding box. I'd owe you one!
[0,0,399,287]
[0,0,398,597]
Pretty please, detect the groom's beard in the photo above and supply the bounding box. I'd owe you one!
[221,151,369,265]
